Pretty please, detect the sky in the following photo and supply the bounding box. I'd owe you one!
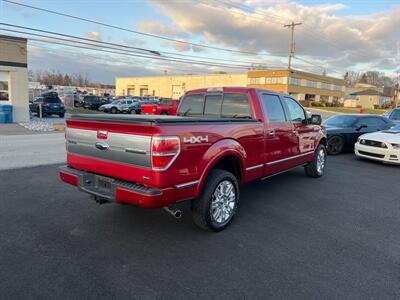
[0,0,399,84]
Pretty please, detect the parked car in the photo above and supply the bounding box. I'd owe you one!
[355,124,400,164]
[73,93,84,107]
[383,108,400,123]
[60,87,326,231]
[99,98,139,114]
[29,93,65,118]
[323,114,394,155]
[141,98,179,115]
[121,97,158,114]
[82,96,109,110]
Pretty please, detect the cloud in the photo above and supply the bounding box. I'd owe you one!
[122,37,147,47]
[136,21,188,38]
[84,32,102,42]
[27,43,218,83]
[147,0,400,74]
[27,44,156,83]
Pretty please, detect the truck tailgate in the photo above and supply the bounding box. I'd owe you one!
[65,115,160,184]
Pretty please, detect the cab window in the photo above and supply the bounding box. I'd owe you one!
[261,94,286,122]
[283,97,305,123]
[221,93,252,118]
[204,94,223,117]
[178,94,204,116]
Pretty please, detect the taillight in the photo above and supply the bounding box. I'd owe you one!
[153,108,156,112]
[151,136,180,170]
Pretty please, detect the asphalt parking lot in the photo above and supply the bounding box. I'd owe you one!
[1,154,399,299]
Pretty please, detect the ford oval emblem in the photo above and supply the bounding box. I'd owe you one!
[95,141,110,151]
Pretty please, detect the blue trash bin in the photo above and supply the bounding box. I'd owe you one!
[0,104,13,123]
[0,112,6,123]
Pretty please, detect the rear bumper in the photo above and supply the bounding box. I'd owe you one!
[59,166,176,208]
[43,108,65,114]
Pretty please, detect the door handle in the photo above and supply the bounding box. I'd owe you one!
[292,130,297,135]
[268,130,275,137]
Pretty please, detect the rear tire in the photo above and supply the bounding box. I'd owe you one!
[130,109,137,114]
[110,107,117,114]
[191,169,239,232]
[161,111,168,115]
[327,136,344,155]
[305,144,326,178]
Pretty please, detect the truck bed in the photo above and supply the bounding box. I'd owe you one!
[69,114,257,125]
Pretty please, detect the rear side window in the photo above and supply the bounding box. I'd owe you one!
[221,93,252,118]
[261,94,286,122]
[391,110,400,120]
[178,94,204,116]
[357,117,387,127]
[204,94,223,116]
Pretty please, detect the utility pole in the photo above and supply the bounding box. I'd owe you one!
[284,22,302,70]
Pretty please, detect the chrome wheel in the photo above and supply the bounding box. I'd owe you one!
[316,148,326,175]
[210,180,236,224]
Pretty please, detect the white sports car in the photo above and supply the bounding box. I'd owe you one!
[355,124,400,164]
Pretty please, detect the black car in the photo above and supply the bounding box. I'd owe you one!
[29,93,65,118]
[323,114,394,155]
[383,108,400,123]
[82,96,110,110]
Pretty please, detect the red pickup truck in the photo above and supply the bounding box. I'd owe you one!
[60,87,326,231]
[141,98,179,115]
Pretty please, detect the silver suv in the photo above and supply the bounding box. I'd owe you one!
[99,98,139,113]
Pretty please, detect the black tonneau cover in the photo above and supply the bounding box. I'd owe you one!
[69,114,258,125]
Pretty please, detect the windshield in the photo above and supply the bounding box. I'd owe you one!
[323,115,358,127]
[160,99,173,105]
[385,124,400,133]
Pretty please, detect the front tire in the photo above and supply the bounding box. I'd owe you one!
[59,113,65,118]
[327,136,344,155]
[110,107,117,114]
[191,170,239,232]
[130,109,137,114]
[305,144,326,178]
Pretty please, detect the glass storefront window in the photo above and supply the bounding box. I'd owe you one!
[0,72,9,101]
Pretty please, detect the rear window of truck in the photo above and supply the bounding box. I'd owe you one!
[178,93,252,118]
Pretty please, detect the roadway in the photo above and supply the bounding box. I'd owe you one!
[0,133,65,170]
[0,154,399,299]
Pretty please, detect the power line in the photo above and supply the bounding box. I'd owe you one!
[218,0,375,60]
[0,29,260,70]
[0,23,271,66]
[3,0,265,56]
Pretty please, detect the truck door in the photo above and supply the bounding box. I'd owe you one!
[260,93,296,175]
[282,96,316,165]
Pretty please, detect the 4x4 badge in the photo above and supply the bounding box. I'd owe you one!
[183,136,209,144]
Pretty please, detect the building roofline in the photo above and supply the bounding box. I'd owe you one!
[0,34,27,42]
[115,72,246,80]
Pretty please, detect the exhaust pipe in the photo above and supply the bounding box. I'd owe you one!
[163,206,182,219]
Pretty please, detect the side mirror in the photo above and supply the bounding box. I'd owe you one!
[356,124,368,131]
[309,114,322,125]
